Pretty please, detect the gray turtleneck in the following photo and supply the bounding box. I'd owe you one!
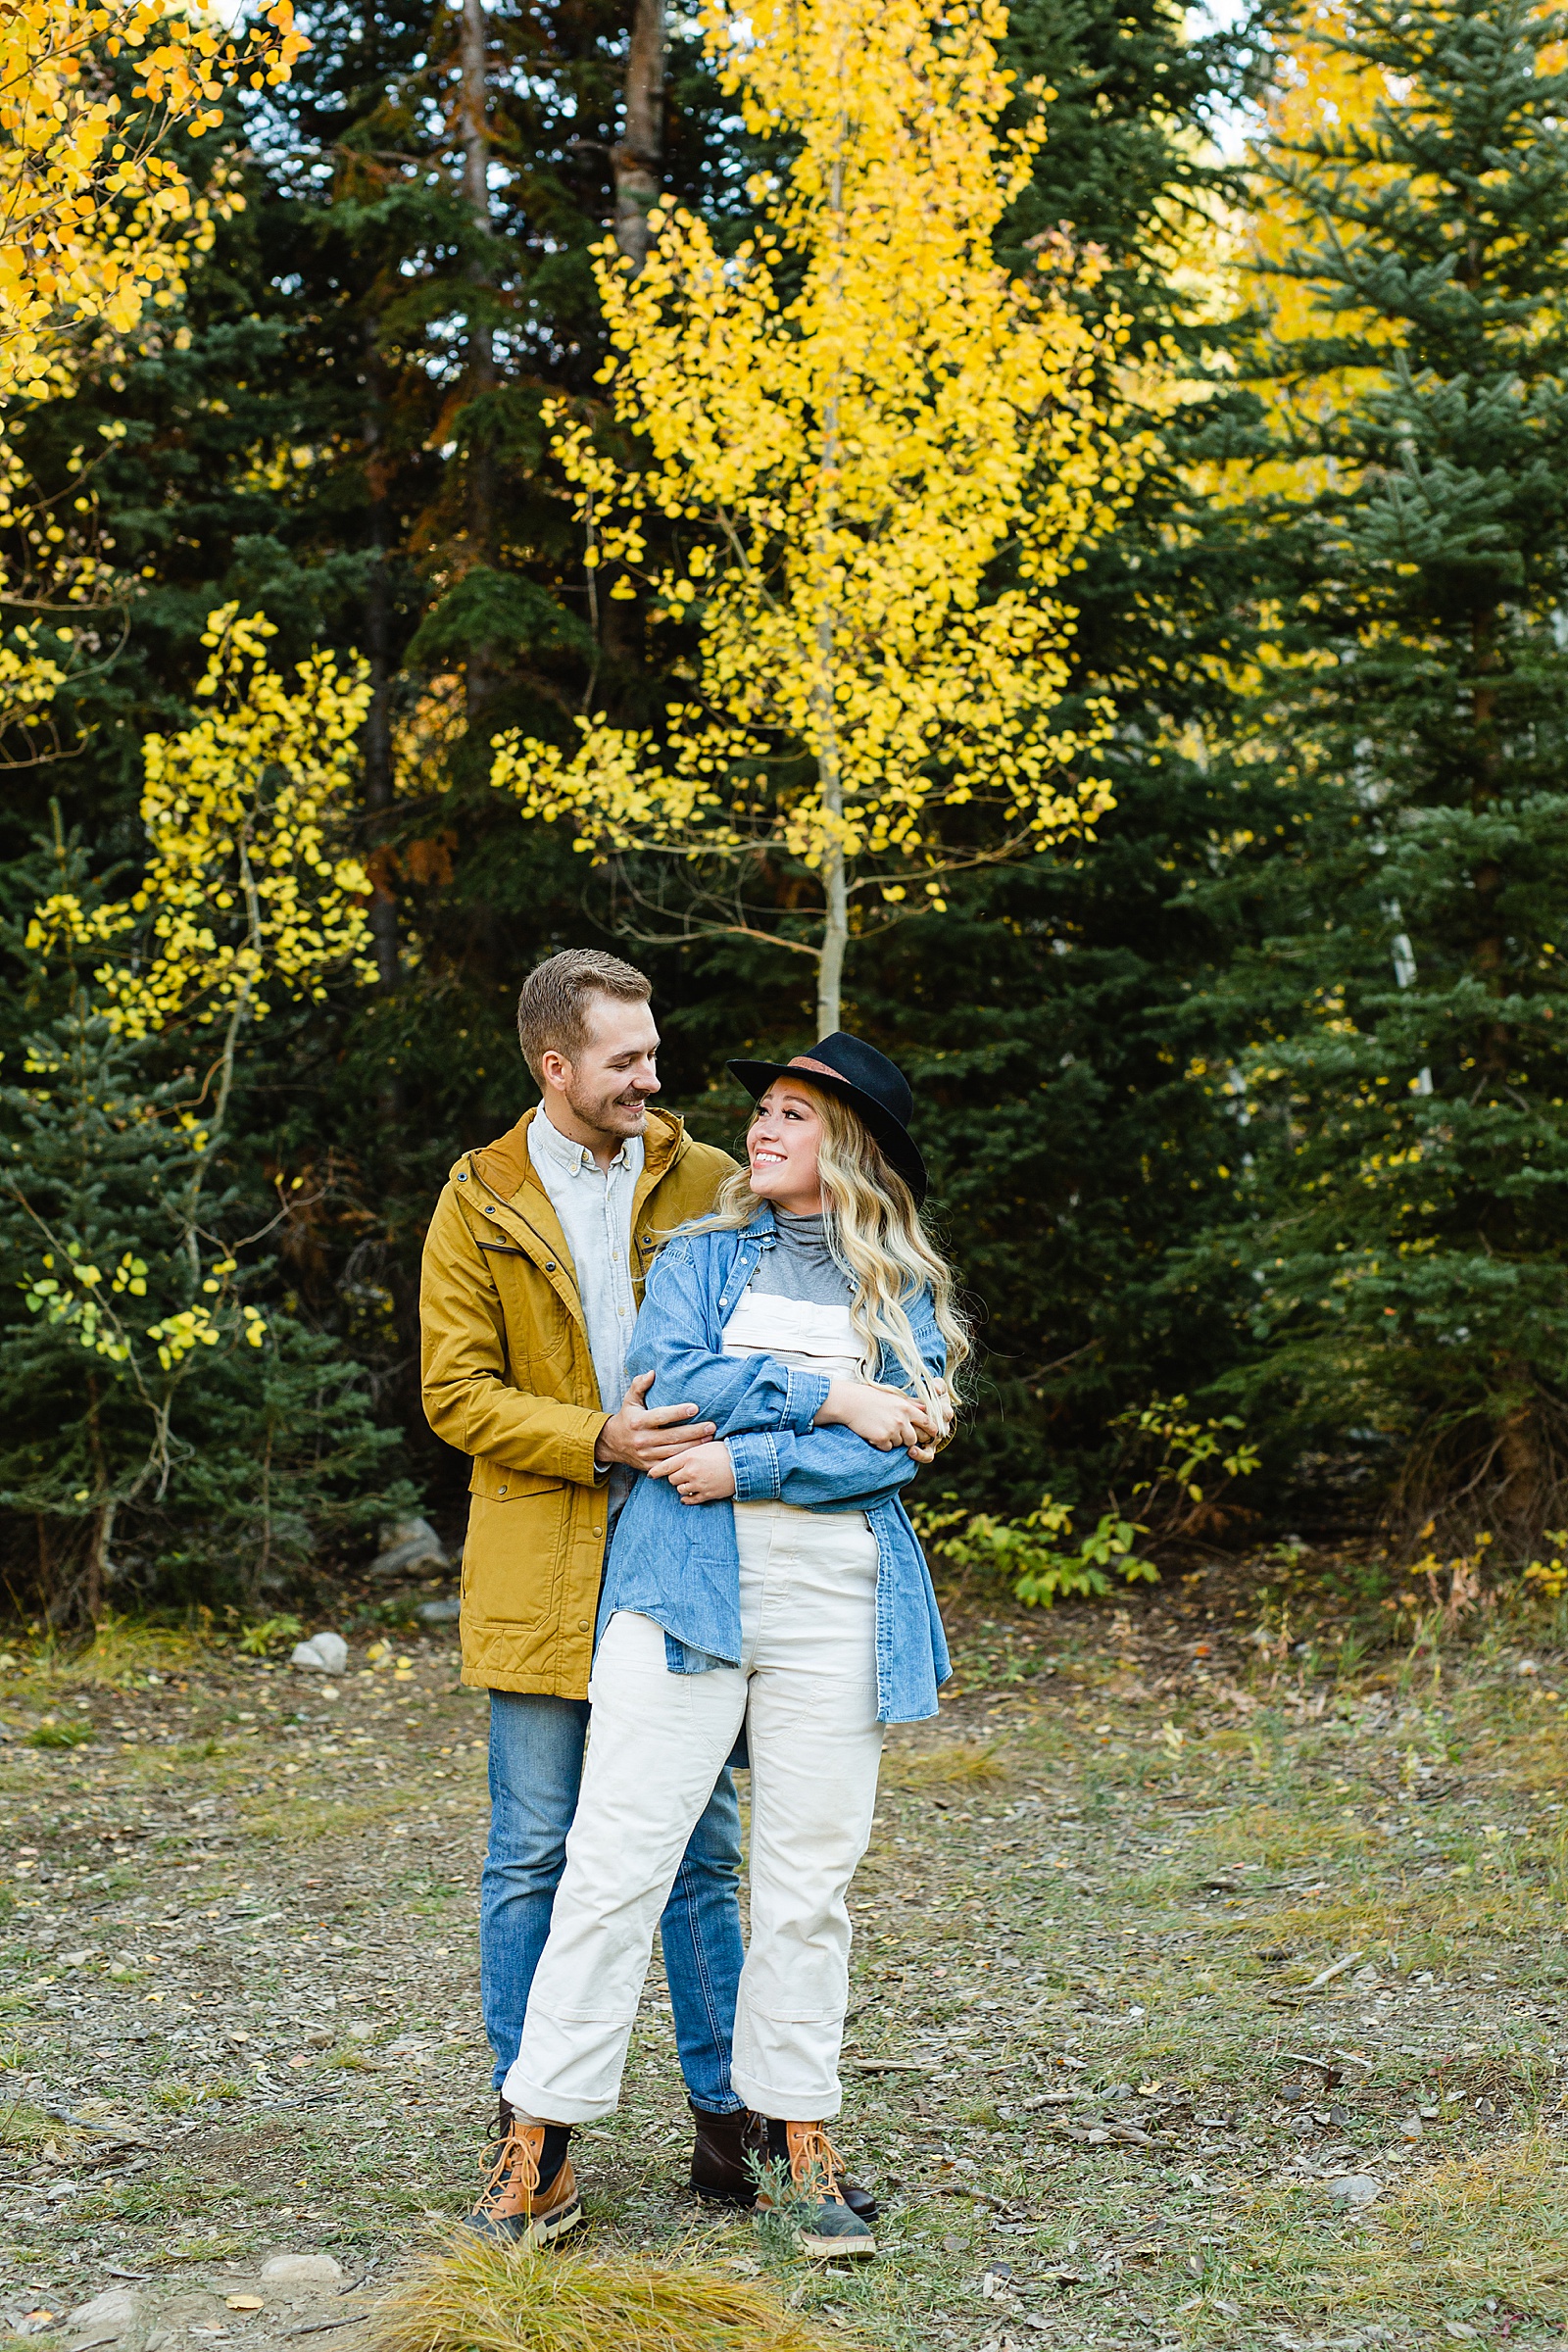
[749,1208,855,1306]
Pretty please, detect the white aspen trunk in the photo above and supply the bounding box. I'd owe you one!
[811,138,849,1039]
[816,822,847,1035]
[613,0,664,271]
[87,1495,115,1627]
[460,0,492,255]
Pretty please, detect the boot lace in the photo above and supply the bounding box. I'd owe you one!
[474,2125,540,2218]
[789,2123,846,2203]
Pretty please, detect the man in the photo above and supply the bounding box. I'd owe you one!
[418,949,877,2243]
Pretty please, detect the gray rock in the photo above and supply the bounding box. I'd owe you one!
[258,2257,343,2285]
[370,1517,447,1581]
[1326,2173,1383,2208]
[63,2288,139,2344]
[289,1632,348,1677]
[416,1596,461,1624]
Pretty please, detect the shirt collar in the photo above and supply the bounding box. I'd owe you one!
[533,1105,638,1180]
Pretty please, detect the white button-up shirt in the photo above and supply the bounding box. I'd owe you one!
[528,1106,645,1421]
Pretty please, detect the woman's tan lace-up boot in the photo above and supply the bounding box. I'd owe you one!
[757,2120,876,2259]
[466,2109,581,2246]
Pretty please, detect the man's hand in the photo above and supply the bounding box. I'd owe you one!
[650,1440,737,1505]
[595,1369,716,1472]
[815,1377,943,1453]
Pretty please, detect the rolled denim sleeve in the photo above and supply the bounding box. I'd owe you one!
[767,1425,920,1510]
[629,1236,830,1435]
[725,1432,783,1501]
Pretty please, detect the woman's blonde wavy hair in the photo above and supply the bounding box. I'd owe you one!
[695,1083,970,1405]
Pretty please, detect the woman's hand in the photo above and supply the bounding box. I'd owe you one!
[815,1378,942,1453]
[650,1440,738,1505]
[909,1379,956,1461]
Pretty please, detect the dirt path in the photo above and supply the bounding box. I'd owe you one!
[2,1582,1567,2351]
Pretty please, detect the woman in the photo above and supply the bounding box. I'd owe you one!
[482,1033,968,2257]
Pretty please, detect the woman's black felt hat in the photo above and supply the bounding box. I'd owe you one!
[726,1031,928,1205]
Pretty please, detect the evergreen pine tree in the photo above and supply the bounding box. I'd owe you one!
[1200,0,1568,1551]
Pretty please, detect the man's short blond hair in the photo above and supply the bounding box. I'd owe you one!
[515,949,653,1083]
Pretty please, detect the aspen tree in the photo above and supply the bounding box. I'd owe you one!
[5,613,376,1617]
[490,0,1138,1031]
[0,0,305,400]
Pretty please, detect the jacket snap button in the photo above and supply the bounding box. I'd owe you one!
[577,1619,590,1632]
[457,1172,466,1182]
[497,1485,508,1496]
[546,1261,557,1272]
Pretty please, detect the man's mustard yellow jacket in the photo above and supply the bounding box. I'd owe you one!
[419,1103,735,1696]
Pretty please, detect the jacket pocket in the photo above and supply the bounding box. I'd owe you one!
[467,1459,567,1502]
[486,1252,577,1376]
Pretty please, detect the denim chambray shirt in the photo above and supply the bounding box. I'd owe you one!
[596,1206,952,1725]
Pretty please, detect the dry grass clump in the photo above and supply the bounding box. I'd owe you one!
[0,2100,53,2155]
[881,1739,1005,1790]
[237,1794,389,1847]
[371,2236,847,2352]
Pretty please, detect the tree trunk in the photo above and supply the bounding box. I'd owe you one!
[613,0,664,271]
[811,137,849,1040]
[87,1496,114,1629]
[816,831,847,1036]
[1470,610,1508,1077]
[459,0,498,722]
[363,329,398,996]
[82,1371,109,1628]
[460,0,495,408]
[35,1512,53,1619]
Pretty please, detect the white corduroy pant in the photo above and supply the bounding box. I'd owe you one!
[501,1498,884,2123]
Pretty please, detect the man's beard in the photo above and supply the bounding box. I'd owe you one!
[571,1085,649,1133]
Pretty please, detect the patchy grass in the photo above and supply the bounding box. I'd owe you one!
[4,1583,1568,2351]
[372,2236,842,2352]
[1233,2132,1568,2332]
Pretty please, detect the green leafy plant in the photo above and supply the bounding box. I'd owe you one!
[237,1614,303,1656]
[1522,1533,1568,1604]
[25,1718,91,1748]
[1113,1396,1261,1542]
[921,1398,1259,1607]
[921,1492,1157,1608]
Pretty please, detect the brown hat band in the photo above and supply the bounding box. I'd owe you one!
[786,1055,840,1079]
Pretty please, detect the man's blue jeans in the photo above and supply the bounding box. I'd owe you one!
[481,1688,746,2113]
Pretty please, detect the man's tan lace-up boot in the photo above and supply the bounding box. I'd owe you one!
[756,2120,876,2259]
[466,2105,581,2246]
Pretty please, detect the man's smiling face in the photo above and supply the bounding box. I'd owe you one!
[541,993,662,1147]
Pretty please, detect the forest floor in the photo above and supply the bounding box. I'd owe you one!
[2,1557,1568,2352]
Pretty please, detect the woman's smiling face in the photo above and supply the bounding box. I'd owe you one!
[747,1080,826,1214]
